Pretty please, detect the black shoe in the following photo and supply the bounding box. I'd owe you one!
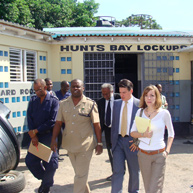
[58,155,64,161]
[106,175,112,181]
[38,184,50,193]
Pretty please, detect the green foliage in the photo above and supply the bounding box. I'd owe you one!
[120,14,162,29]
[71,0,99,27]
[0,1,162,30]
[0,0,99,29]
[0,0,33,26]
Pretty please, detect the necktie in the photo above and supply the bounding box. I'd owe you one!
[121,101,128,137]
[106,100,111,127]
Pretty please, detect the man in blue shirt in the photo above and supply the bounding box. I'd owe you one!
[55,80,71,160]
[55,80,71,100]
[25,79,59,193]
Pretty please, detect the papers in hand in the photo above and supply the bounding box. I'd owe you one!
[135,116,151,145]
[28,141,53,163]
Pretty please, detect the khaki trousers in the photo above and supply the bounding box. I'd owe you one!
[138,150,167,193]
[68,150,93,193]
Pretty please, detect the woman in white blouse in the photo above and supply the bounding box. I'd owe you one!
[130,85,175,193]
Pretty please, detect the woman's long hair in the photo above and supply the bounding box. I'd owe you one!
[139,85,162,109]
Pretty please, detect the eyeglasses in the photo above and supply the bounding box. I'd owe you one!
[34,88,42,93]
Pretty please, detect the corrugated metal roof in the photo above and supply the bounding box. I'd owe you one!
[43,27,193,38]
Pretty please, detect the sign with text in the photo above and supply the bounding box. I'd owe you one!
[61,44,187,52]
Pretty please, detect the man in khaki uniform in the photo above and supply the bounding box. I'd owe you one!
[51,79,103,193]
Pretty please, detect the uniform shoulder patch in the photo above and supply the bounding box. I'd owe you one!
[86,97,95,102]
[50,95,59,101]
[60,97,68,103]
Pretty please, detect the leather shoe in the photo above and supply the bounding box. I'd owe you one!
[58,155,64,161]
[106,175,112,181]
[38,184,50,193]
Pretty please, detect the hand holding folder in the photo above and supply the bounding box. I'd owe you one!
[135,116,152,145]
[28,141,53,163]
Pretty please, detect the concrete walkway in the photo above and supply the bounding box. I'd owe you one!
[18,137,193,193]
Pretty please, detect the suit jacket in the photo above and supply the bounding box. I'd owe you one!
[97,93,121,132]
[111,97,140,152]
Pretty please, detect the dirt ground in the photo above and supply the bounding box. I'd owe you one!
[18,136,193,193]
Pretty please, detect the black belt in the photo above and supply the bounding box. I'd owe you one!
[119,134,129,138]
[38,130,52,135]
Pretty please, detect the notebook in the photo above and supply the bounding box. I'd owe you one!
[28,141,53,163]
[135,116,151,145]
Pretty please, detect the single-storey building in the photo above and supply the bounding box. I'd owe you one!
[0,19,192,146]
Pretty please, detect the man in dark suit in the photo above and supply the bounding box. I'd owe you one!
[111,79,139,193]
[97,83,120,181]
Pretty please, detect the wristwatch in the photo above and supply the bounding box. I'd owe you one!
[97,143,103,146]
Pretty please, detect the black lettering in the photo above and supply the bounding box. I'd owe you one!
[180,45,187,49]
[144,45,151,51]
[137,45,143,50]
[125,45,132,51]
[30,89,34,94]
[61,46,69,51]
[173,45,179,50]
[89,45,95,51]
[70,45,79,51]
[6,90,10,95]
[20,89,24,95]
[80,45,88,51]
[25,89,29,94]
[96,45,105,51]
[159,45,165,51]
[118,45,126,51]
[11,90,16,95]
[152,45,158,51]
[110,45,117,51]
[0,90,6,96]
[166,45,172,51]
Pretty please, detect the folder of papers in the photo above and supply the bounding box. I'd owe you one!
[28,141,53,163]
[135,116,151,145]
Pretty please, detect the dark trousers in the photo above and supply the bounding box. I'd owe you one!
[25,134,58,188]
[104,125,113,172]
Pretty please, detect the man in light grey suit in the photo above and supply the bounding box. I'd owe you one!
[111,79,140,193]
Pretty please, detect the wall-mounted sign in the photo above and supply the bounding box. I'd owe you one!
[0,89,34,96]
[61,44,187,52]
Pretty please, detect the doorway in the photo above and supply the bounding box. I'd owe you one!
[115,54,138,97]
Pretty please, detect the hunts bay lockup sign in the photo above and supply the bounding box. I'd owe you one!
[60,44,187,52]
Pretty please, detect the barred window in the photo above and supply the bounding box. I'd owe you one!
[9,48,37,82]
